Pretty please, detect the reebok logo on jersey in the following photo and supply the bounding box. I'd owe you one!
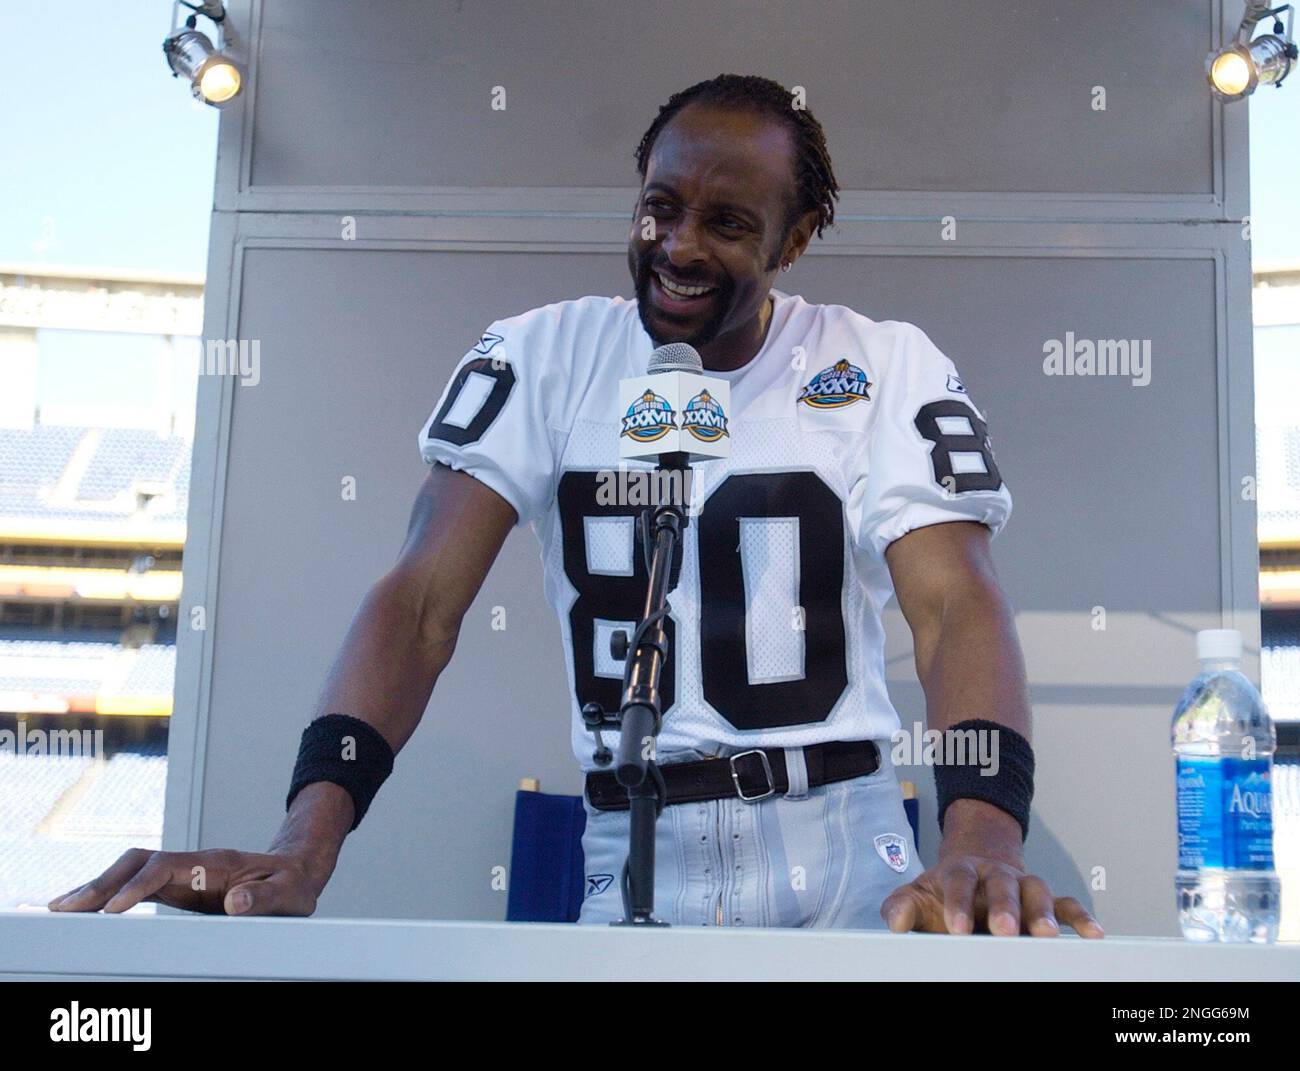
[797,359,871,408]
[874,833,909,873]
[472,331,504,355]
[946,373,966,394]
[585,873,614,898]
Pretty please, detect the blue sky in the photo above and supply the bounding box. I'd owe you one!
[0,0,1294,418]
[0,2,219,276]
[1247,82,1299,266]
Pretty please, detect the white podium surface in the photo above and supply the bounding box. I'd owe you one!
[2,911,1298,981]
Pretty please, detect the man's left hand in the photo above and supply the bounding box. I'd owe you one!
[880,798,1104,937]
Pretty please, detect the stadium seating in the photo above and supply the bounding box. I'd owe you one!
[0,746,167,911]
[1258,424,1300,532]
[0,426,83,515]
[0,750,92,837]
[75,428,189,510]
[0,425,189,522]
[0,423,183,908]
[0,641,176,710]
[56,748,168,838]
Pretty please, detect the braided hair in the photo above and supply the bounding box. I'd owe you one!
[633,74,840,247]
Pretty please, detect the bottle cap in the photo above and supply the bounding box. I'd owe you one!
[1196,628,1242,662]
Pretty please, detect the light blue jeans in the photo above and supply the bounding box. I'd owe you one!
[576,742,923,928]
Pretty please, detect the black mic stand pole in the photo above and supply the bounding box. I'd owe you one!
[596,451,690,926]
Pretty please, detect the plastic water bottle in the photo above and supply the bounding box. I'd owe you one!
[1172,629,1279,943]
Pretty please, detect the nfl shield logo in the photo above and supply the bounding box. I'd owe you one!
[874,833,909,874]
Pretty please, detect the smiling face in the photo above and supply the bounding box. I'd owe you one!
[627,103,819,370]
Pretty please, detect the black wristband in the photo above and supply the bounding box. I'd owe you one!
[286,714,395,832]
[932,718,1034,841]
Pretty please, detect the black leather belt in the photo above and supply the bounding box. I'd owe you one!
[584,739,881,812]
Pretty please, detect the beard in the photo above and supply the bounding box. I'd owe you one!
[628,248,733,349]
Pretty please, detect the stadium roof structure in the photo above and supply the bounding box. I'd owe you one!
[0,263,203,336]
[0,262,205,287]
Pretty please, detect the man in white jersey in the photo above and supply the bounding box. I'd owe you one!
[52,74,1101,938]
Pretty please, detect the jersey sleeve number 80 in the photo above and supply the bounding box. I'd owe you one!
[913,399,1003,493]
[425,357,516,447]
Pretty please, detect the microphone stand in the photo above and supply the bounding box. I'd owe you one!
[582,451,690,926]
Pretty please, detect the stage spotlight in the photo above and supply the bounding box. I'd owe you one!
[1206,2,1295,100]
[163,2,242,108]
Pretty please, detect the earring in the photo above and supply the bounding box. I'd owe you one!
[781,262,791,272]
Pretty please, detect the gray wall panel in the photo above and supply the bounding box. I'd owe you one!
[249,0,1215,196]
[832,254,1222,615]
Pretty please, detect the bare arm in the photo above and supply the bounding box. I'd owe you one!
[880,520,1102,937]
[269,463,517,887]
[310,462,516,748]
[50,463,516,914]
[884,518,1031,855]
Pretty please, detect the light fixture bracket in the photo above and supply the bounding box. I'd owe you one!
[162,0,242,107]
[1206,3,1295,98]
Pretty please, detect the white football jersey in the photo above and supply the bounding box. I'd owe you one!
[418,288,1012,770]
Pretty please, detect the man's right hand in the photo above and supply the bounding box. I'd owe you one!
[46,848,326,916]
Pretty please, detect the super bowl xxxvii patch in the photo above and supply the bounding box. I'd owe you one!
[874,833,910,873]
[797,359,871,408]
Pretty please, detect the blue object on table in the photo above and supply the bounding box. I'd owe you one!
[506,789,587,923]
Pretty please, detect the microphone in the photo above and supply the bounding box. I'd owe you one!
[647,341,704,374]
[617,343,731,467]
